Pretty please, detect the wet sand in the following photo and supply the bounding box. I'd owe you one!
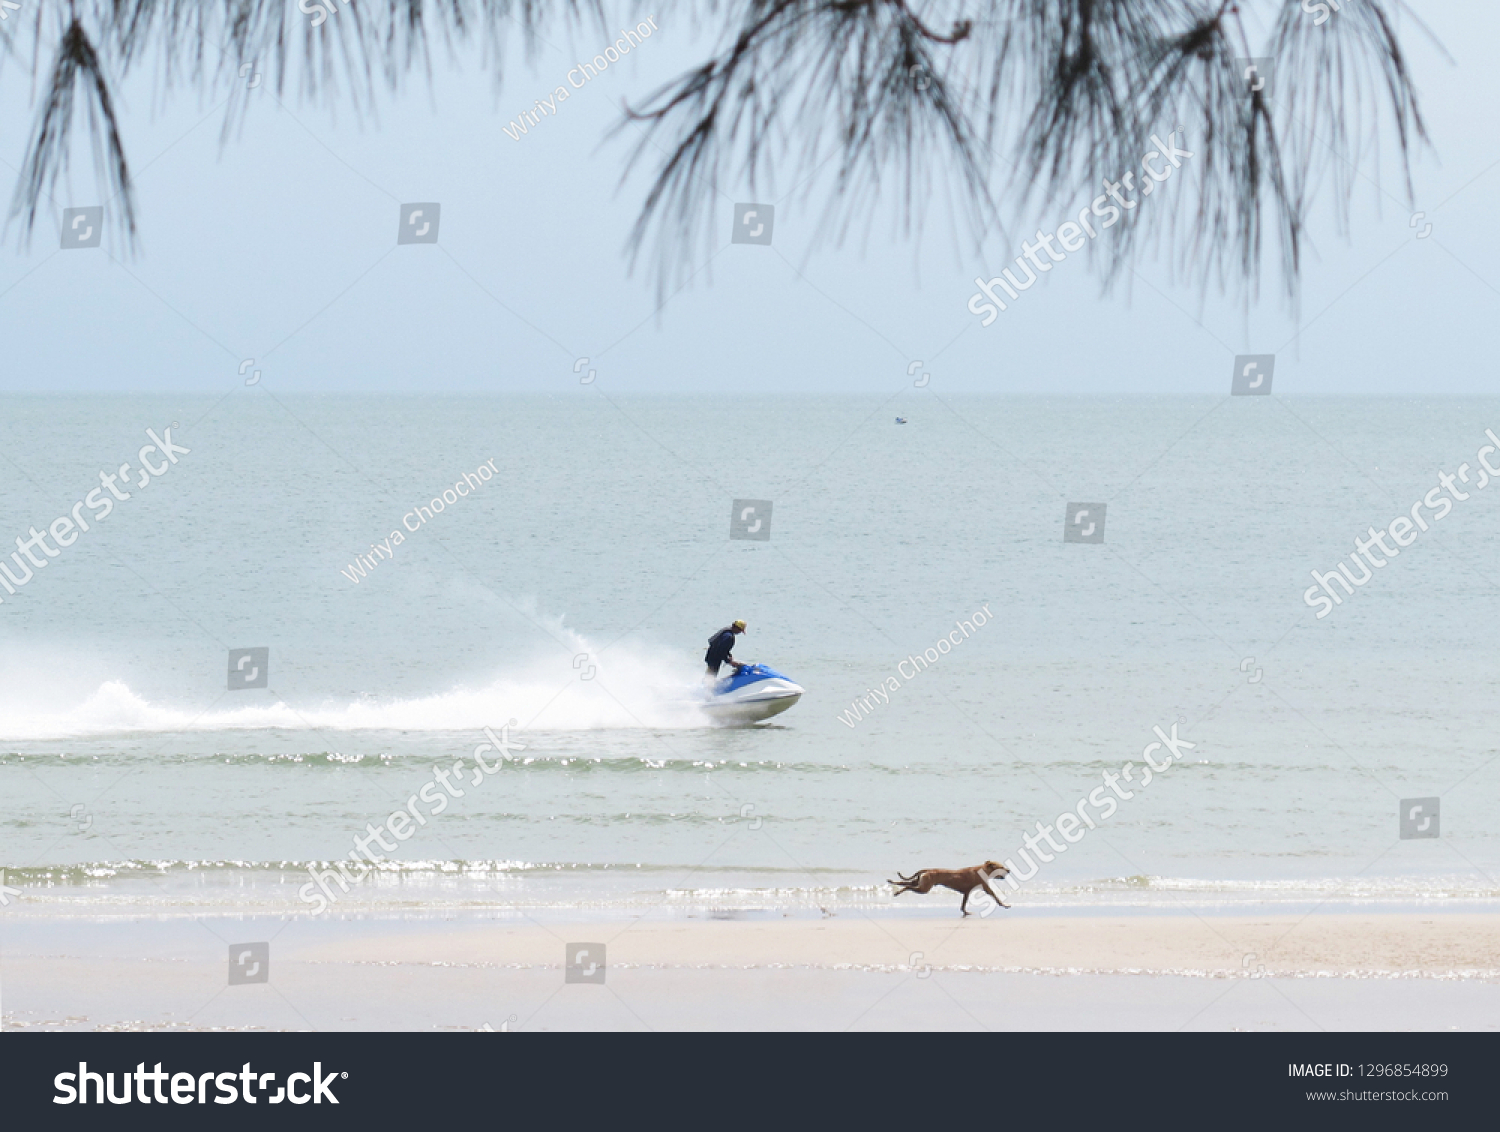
[4,912,1498,1031]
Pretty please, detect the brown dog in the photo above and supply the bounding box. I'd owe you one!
[889,861,1010,915]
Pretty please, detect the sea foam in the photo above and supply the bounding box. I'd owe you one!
[0,634,710,740]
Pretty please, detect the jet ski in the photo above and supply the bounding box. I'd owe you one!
[703,664,804,724]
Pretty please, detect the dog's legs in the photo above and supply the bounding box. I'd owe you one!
[959,888,971,916]
[979,878,1009,909]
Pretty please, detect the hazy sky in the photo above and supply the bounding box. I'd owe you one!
[0,1,1494,395]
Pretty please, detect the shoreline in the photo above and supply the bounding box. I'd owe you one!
[7,887,1500,922]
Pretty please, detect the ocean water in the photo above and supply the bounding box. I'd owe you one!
[3,393,1499,918]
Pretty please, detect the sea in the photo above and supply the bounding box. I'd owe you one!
[3,393,1499,921]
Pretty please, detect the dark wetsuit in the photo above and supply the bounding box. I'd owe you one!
[705,628,738,675]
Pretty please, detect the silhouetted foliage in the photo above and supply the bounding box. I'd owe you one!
[1,1,1435,300]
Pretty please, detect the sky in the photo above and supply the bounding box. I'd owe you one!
[0,1,1495,396]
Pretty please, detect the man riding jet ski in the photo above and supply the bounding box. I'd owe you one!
[701,619,803,723]
[705,620,747,678]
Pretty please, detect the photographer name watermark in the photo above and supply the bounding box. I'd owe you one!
[340,459,498,584]
[837,605,993,727]
[503,18,659,141]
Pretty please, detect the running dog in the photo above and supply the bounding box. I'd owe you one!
[889,861,1010,915]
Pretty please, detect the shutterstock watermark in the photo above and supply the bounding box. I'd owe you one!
[54,1062,343,1104]
[1304,427,1500,618]
[976,721,1196,914]
[836,605,993,728]
[1302,0,1359,26]
[0,425,189,603]
[298,724,524,914]
[298,0,351,27]
[967,133,1194,325]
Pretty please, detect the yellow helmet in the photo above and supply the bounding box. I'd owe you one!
[732,620,747,631]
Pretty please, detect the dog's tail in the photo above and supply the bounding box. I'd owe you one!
[891,870,922,886]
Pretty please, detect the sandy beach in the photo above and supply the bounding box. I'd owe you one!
[297,912,1500,976]
[5,911,1499,1032]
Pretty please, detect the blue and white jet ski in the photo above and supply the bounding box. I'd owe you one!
[703,664,804,724]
